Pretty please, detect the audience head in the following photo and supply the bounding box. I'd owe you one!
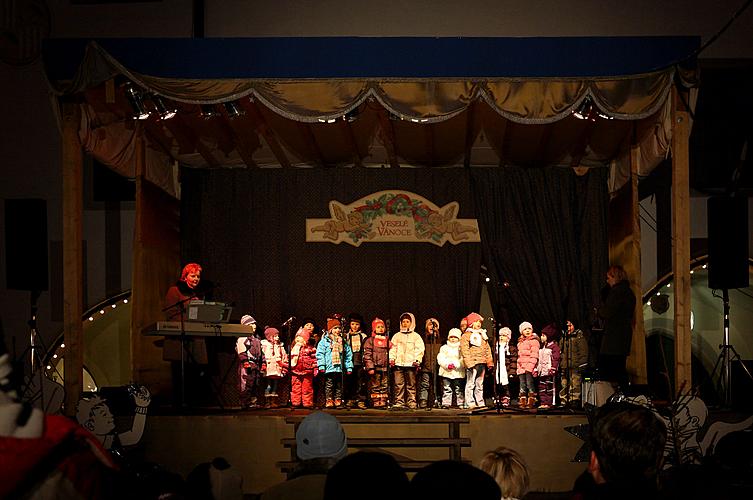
[589,401,666,485]
[411,460,501,499]
[296,411,348,462]
[479,446,530,499]
[324,451,408,500]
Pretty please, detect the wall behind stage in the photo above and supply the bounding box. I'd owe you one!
[180,168,482,336]
[180,166,608,338]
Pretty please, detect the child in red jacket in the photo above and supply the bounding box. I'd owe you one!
[290,328,317,408]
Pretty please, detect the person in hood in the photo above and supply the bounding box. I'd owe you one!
[363,317,391,409]
[437,328,465,408]
[261,327,289,408]
[460,312,493,409]
[316,317,353,408]
[290,327,317,408]
[389,312,424,410]
[236,314,264,408]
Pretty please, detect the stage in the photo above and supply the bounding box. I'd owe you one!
[137,407,589,496]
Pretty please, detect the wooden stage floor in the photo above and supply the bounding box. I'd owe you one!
[139,407,589,496]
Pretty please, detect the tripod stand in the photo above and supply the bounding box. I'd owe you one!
[19,291,64,413]
[708,288,753,408]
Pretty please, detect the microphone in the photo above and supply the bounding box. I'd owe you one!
[282,316,295,326]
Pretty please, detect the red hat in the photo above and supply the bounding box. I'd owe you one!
[296,329,310,343]
[465,312,483,325]
[371,317,385,333]
[264,327,279,341]
[327,318,341,331]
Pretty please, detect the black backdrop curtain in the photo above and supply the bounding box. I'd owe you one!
[179,166,608,340]
[469,167,609,336]
[180,168,482,339]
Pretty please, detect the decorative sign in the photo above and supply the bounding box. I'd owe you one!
[306,191,480,246]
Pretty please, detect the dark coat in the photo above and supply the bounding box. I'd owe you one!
[597,280,636,356]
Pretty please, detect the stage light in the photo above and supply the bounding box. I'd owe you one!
[153,95,177,120]
[200,104,219,119]
[344,109,359,123]
[224,101,245,118]
[123,82,150,120]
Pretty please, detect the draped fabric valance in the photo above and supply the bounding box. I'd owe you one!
[45,37,699,197]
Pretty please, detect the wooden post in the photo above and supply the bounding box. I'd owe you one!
[671,86,692,395]
[61,101,84,416]
[630,145,647,384]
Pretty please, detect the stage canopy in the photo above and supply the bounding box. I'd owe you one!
[44,36,699,198]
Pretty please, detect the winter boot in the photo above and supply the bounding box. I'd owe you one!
[518,394,528,409]
[528,393,537,408]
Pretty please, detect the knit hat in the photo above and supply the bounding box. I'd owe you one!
[519,321,533,333]
[295,329,310,343]
[347,312,363,326]
[264,327,279,341]
[448,328,462,340]
[541,322,560,342]
[327,318,341,332]
[295,411,348,461]
[499,326,512,338]
[371,317,385,333]
[240,315,256,326]
[465,312,483,326]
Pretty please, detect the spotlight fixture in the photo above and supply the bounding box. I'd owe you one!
[344,108,359,123]
[153,95,177,120]
[572,96,613,121]
[123,82,150,120]
[223,101,245,118]
[200,104,219,119]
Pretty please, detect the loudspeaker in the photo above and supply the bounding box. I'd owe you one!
[707,196,749,290]
[4,199,49,291]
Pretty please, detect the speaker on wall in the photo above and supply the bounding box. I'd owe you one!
[4,199,49,291]
[707,196,749,290]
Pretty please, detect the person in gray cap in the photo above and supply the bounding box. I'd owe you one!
[261,412,348,500]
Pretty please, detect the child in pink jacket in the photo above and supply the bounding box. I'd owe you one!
[516,321,539,409]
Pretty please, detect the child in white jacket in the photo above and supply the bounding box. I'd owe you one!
[437,328,466,408]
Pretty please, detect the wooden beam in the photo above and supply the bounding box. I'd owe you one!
[671,86,692,395]
[297,122,326,168]
[241,100,291,168]
[339,119,363,167]
[61,102,84,417]
[162,116,220,167]
[463,102,476,168]
[424,123,435,167]
[218,112,259,168]
[375,107,400,168]
[630,144,647,384]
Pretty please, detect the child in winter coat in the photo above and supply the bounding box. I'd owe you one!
[363,317,391,408]
[460,312,494,409]
[536,324,561,409]
[344,312,368,409]
[437,327,465,408]
[389,312,425,410]
[236,315,264,408]
[316,317,354,408]
[260,327,289,407]
[559,319,589,406]
[419,318,441,409]
[494,327,518,408]
[290,327,317,408]
[516,322,539,409]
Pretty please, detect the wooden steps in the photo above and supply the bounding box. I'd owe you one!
[277,414,471,474]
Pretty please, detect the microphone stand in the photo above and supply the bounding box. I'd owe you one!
[473,317,502,414]
[162,294,198,408]
[385,319,392,408]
